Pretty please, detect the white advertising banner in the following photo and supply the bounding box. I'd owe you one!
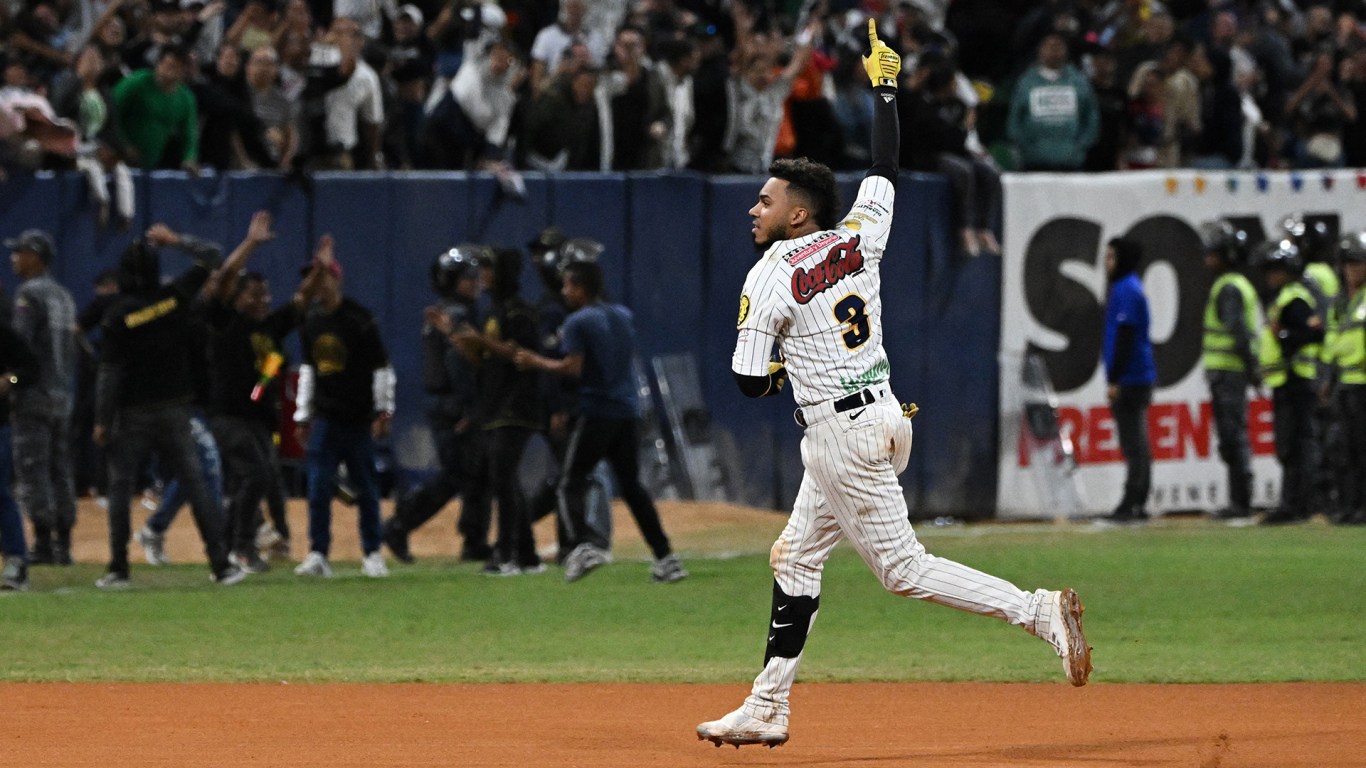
[999,170,1366,518]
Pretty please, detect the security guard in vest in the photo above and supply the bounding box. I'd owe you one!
[1199,221,1262,520]
[1280,214,1341,513]
[1323,233,1366,525]
[1280,214,1340,316]
[1254,239,1326,525]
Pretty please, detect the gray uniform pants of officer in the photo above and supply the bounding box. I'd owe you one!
[1111,385,1153,513]
[1208,371,1253,514]
[12,411,77,538]
[106,404,230,576]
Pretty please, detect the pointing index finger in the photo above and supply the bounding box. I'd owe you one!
[868,18,879,46]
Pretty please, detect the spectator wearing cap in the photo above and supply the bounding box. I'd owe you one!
[383,3,434,169]
[111,46,200,171]
[6,230,78,567]
[292,236,396,579]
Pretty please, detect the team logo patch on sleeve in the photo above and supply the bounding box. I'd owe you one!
[737,294,751,327]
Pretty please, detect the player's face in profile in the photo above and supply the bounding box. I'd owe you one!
[748,177,798,251]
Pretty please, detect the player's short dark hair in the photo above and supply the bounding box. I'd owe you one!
[769,158,840,230]
[562,260,603,299]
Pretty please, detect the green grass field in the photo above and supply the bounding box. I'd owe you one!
[4,521,1363,684]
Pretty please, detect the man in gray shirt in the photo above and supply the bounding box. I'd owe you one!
[6,230,79,565]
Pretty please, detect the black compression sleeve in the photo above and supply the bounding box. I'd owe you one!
[867,85,899,184]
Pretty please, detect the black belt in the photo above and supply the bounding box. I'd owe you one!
[794,388,876,428]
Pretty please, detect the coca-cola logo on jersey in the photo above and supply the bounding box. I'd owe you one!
[791,235,865,304]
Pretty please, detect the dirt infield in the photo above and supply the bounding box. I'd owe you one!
[7,681,1363,767]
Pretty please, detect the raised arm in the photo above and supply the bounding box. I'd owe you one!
[863,19,901,185]
[208,210,275,303]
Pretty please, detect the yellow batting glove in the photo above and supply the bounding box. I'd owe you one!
[767,361,788,394]
[862,19,900,88]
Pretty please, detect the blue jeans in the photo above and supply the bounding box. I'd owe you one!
[0,425,28,558]
[146,414,223,534]
[306,418,382,557]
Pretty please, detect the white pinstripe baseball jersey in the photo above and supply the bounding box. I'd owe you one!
[731,175,895,406]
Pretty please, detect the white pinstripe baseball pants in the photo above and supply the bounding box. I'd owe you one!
[745,395,1049,718]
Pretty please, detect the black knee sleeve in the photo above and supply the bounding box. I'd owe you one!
[764,580,819,665]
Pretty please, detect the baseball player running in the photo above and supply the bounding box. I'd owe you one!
[696,21,1092,750]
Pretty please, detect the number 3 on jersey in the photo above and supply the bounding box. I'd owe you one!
[833,294,870,349]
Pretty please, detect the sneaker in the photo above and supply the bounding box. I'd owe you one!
[95,571,131,590]
[519,562,547,575]
[361,551,389,578]
[482,559,521,577]
[135,527,168,566]
[255,523,282,551]
[229,550,270,574]
[1041,588,1092,687]
[563,543,611,583]
[212,565,248,586]
[651,553,688,584]
[383,521,414,564]
[294,551,333,577]
[696,706,790,749]
[1,556,29,591]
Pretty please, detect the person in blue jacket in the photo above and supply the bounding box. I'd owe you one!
[1102,236,1157,523]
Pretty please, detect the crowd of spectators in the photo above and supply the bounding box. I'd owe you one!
[5,0,1366,190]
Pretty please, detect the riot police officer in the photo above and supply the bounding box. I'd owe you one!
[1254,239,1325,525]
[382,246,490,562]
[1199,221,1262,520]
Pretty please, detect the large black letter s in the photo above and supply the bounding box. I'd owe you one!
[1021,217,1104,393]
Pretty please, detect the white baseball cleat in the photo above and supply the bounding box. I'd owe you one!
[696,707,789,749]
[1050,588,1092,686]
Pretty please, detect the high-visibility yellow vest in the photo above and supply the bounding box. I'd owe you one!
[1327,285,1366,385]
[1259,281,1322,387]
[1306,262,1341,308]
[1202,272,1261,373]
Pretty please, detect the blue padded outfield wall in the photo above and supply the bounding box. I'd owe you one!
[0,170,1000,517]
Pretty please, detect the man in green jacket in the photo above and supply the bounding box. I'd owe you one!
[1007,33,1099,171]
[111,47,199,172]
